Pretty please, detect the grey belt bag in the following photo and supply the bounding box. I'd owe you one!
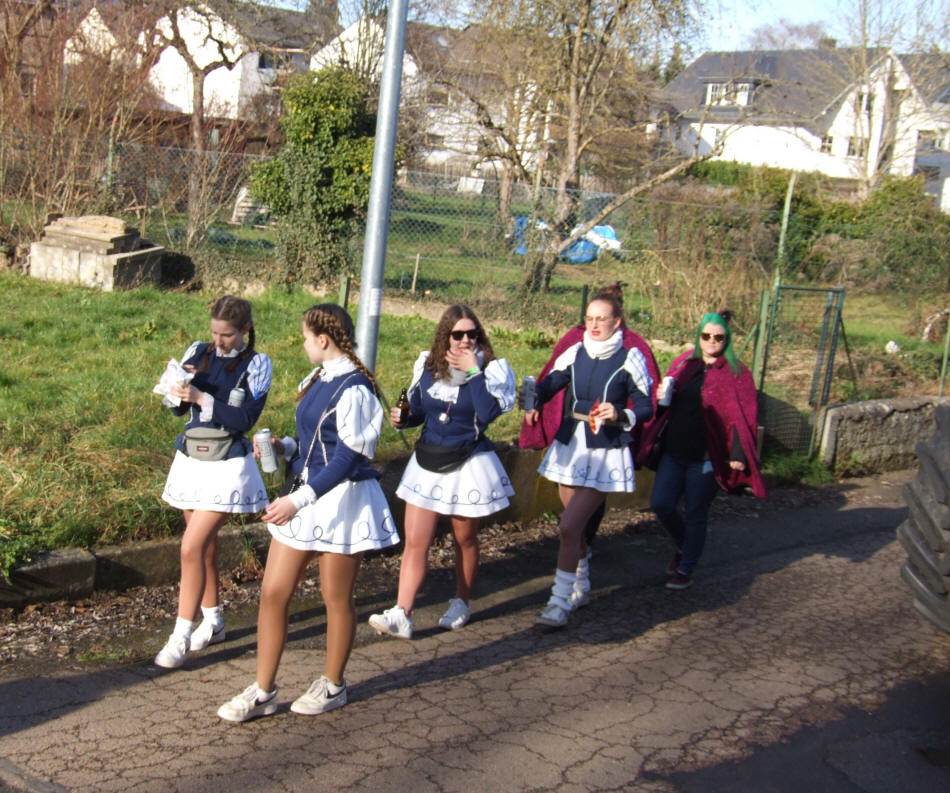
[183,427,235,461]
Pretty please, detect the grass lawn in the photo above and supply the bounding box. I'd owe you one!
[0,271,945,574]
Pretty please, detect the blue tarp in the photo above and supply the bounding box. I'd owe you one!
[512,217,619,263]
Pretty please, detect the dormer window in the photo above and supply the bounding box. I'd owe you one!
[705,81,753,107]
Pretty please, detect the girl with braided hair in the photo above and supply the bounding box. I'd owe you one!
[218,303,399,722]
[156,296,272,669]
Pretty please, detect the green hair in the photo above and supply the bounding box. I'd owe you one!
[691,312,740,374]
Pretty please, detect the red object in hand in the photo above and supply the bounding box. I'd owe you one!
[590,399,601,434]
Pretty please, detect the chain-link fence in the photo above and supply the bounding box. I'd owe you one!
[758,285,856,455]
[1,134,778,327]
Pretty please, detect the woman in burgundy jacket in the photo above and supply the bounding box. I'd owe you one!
[637,311,766,590]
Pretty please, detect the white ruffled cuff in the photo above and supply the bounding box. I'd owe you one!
[289,484,317,510]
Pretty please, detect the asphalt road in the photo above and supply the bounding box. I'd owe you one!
[1,470,948,793]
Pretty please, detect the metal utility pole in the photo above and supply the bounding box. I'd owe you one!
[354,0,409,372]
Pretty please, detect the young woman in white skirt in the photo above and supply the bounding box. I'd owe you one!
[217,303,399,722]
[368,305,515,639]
[524,292,654,629]
[155,296,272,669]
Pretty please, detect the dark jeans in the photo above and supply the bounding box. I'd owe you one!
[650,453,718,575]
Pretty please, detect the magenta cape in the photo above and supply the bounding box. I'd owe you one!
[518,326,660,451]
[637,351,766,498]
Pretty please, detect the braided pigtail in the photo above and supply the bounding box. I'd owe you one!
[298,304,379,399]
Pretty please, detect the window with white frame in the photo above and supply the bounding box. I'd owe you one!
[820,135,834,154]
[847,136,868,157]
[705,81,753,107]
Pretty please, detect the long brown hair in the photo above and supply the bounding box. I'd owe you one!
[425,304,495,383]
[198,295,256,373]
[297,303,379,401]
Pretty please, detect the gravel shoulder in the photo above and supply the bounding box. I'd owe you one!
[0,473,908,678]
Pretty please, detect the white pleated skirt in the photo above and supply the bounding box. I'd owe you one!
[268,478,400,555]
[396,450,514,517]
[538,423,635,493]
[162,451,269,513]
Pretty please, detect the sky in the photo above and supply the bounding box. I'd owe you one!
[264,0,948,54]
[701,0,948,51]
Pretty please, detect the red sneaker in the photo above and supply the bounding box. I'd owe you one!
[666,551,683,576]
[666,571,693,590]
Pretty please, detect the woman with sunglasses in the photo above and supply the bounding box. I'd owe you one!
[369,305,515,639]
[638,311,766,590]
[519,284,660,608]
[524,292,654,628]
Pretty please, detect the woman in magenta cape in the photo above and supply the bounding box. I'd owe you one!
[637,311,765,590]
[518,286,659,611]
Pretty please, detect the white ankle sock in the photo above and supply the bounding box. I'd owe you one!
[549,569,577,609]
[201,605,223,627]
[173,617,196,638]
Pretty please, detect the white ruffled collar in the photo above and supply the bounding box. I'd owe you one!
[215,343,247,359]
[297,355,356,391]
[583,329,623,359]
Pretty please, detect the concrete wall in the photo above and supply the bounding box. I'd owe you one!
[0,445,655,608]
[29,242,163,291]
[817,396,950,472]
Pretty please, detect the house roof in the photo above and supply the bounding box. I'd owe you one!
[898,53,950,105]
[223,1,338,52]
[662,47,890,132]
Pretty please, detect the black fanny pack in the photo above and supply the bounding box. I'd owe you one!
[414,439,480,473]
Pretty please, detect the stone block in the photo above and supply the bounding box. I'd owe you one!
[0,549,96,609]
[818,397,950,472]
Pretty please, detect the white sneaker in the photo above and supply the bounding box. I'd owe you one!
[368,605,413,639]
[536,603,570,628]
[190,619,226,651]
[154,633,190,668]
[290,676,347,715]
[217,683,278,723]
[438,598,472,630]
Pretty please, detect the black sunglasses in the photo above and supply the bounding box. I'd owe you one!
[701,332,726,342]
[450,329,479,341]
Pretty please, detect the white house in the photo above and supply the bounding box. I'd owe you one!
[660,44,950,209]
[311,17,549,177]
[65,2,337,123]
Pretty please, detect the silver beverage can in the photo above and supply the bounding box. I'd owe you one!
[254,428,278,473]
[658,376,675,407]
[227,387,246,407]
[522,375,536,412]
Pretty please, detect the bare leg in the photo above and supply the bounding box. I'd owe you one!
[556,487,606,573]
[320,552,362,685]
[450,516,479,602]
[177,510,229,621]
[396,503,440,615]
[558,484,589,560]
[256,539,315,692]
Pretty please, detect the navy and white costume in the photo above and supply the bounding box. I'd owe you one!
[396,351,516,517]
[162,341,272,513]
[536,331,653,492]
[269,355,399,554]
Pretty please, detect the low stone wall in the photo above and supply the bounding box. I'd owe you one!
[0,446,654,608]
[817,397,950,472]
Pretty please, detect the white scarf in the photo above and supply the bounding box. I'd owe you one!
[582,329,623,360]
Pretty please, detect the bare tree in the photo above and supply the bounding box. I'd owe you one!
[448,0,705,293]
